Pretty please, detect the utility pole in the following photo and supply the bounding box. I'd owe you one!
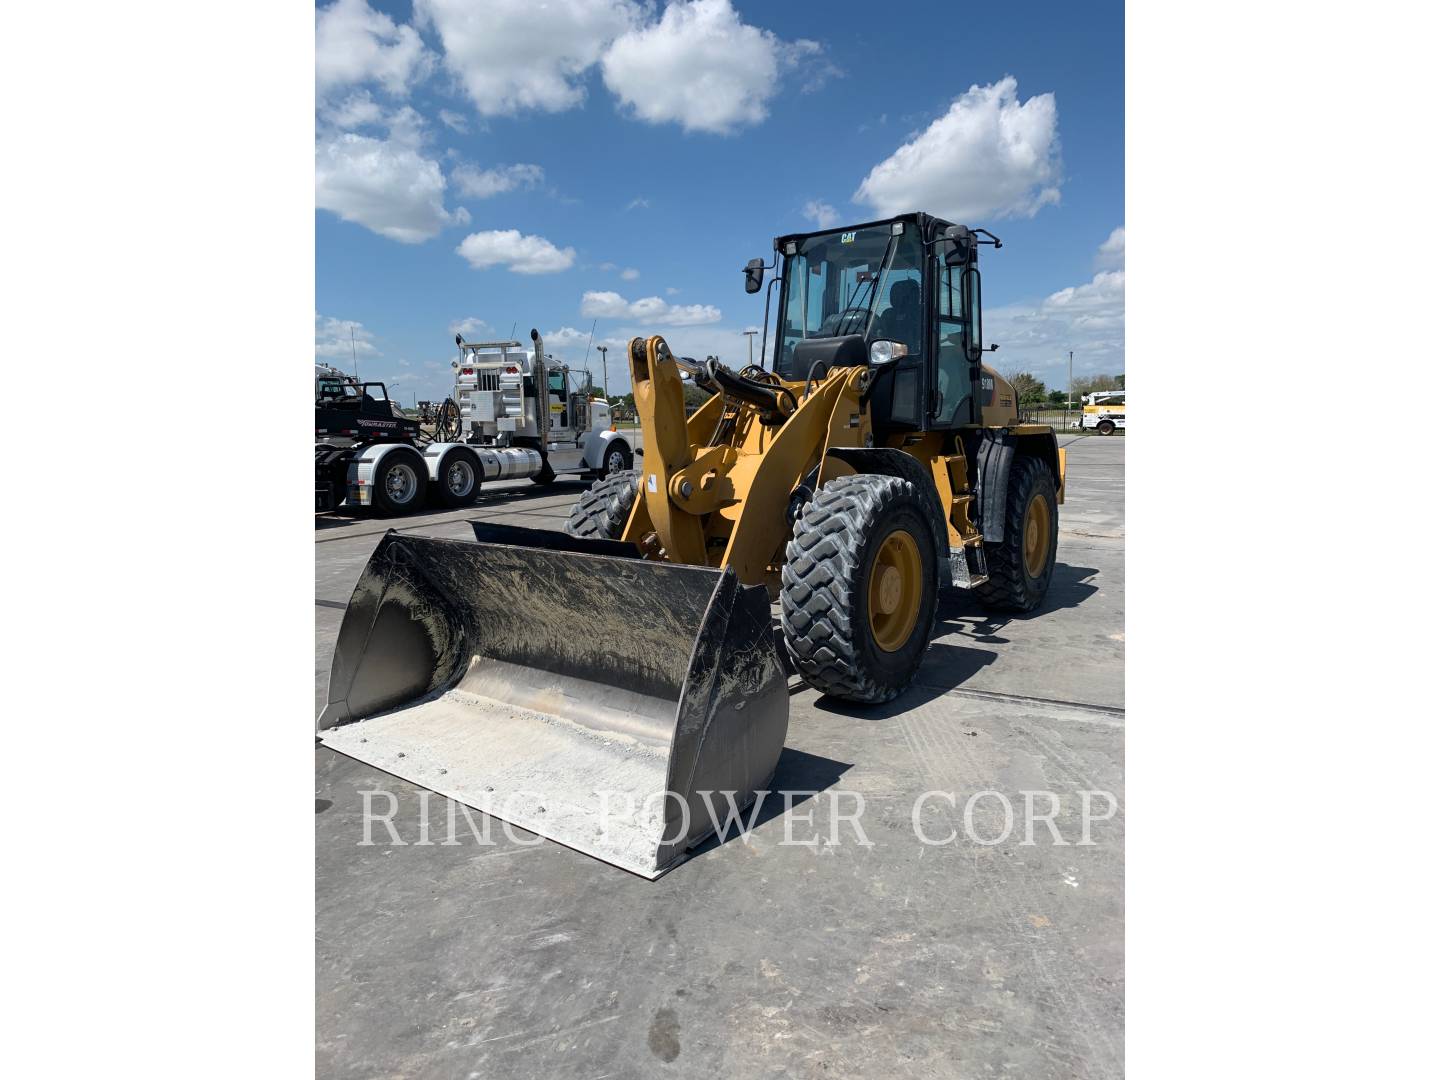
[596,344,609,401]
[743,329,758,366]
[1067,349,1074,427]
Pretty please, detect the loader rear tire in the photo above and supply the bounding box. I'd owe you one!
[781,474,937,704]
[974,454,1058,613]
[565,469,640,540]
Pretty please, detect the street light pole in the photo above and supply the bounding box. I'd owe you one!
[1067,349,1074,428]
[596,344,609,401]
[743,329,757,366]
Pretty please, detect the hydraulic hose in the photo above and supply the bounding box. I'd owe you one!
[707,360,796,418]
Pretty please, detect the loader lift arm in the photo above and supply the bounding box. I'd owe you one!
[624,335,872,585]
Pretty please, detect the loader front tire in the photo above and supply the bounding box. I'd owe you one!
[565,469,640,540]
[781,474,937,704]
[974,454,1058,613]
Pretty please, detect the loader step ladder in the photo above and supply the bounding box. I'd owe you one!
[949,541,989,589]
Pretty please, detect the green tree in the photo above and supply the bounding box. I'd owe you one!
[1047,389,1068,406]
[1003,370,1048,409]
[682,384,714,409]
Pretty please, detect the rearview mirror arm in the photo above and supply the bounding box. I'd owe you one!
[757,274,780,371]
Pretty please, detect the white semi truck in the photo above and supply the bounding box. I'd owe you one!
[315,329,635,516]
[450,329,635,485]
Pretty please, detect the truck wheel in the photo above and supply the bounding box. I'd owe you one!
[372,447,427,517]
[565,469,639,539]
[601,440,633,477]
[974,455,1058,613]
[530,458,556,486]
[1097,419,1116,435]
[435,447,481,508]
[780,474,937,704]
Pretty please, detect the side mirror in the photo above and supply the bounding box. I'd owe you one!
[743,258,765,294]
[944,225,973,267]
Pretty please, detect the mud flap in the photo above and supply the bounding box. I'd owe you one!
[317,525,789,879]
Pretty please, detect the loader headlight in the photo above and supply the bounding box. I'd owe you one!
[869,340,908,365]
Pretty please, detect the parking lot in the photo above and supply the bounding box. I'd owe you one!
[315,433,1125,1079]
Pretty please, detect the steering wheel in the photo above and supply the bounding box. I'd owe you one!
[818,306,872,337]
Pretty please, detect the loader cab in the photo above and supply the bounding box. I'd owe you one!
[767,212,988,437]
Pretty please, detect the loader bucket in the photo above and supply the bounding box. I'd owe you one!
[317,523,789,878]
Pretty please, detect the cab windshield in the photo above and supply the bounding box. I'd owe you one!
[774,222,923,378]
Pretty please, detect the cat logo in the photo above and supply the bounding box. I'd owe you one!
[840,231,856,244]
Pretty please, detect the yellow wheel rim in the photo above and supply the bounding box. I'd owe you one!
[868,529,923,653]
[1023,492,1052,578]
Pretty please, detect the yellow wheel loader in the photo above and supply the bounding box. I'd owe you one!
[318,213,1065,877]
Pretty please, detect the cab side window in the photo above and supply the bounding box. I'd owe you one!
[548,371,569,427]
[934,262,971,427]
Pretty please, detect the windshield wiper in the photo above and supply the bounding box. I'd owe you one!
[832,233,897,337]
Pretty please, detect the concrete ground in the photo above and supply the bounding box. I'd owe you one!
[315,433,1124,1079]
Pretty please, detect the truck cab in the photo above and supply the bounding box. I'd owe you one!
[1080,390,1126,434]
[452,332,633,482]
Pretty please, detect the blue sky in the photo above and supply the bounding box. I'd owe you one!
[316,0,1123,403]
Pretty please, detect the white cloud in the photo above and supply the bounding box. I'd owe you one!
[456,230,577,274]
[625,197,651,211]
[317,92,430,152]
[581,290,721,326]
[382,104,429,148]
[438,109,468,133]
[1097,226,1125,269]
[985,232,1125,388]
[854,76,1062,221]
[316,314,380,359]
[620,268,640,281]
[322,90,386,129]
[450,162,545,199]
[416,0,641,116]
[449,316,493,338]
[316,0,432,96]
[601,0,820,134]
[802,199,840,229]
[542,326,600,349]
[316,132,469,243]
[666,287,680,295]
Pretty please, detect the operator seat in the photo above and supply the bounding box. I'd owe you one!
[875,278,921,354]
